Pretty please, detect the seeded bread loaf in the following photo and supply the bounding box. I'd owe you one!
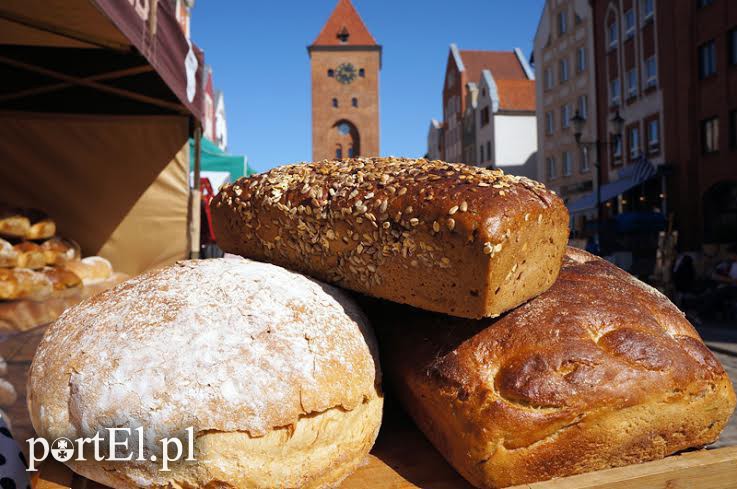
[212,158,569,318]
[373,248,737,488]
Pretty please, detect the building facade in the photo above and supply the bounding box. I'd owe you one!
[308,0,381,161]
[534,0,598,221]
[433,46,537,178]
[426,119,443,160]
[591,0,737,249]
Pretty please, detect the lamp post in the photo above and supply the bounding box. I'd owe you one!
[571,109,624,250]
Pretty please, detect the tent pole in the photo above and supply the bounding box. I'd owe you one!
[190,126,202,259]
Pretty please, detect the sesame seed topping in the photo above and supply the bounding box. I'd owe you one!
[448,205,459,215]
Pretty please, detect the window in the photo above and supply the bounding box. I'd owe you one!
[731,110,737,149]
[546,111,554,135]
[558,10,568,36]
[486,141,491,162]
[645,57,657,88]
[629,126,640,159]
[544,67,554,89]
[610,78,621,106]
[338,122,351,135]
[613,134,623,160]
[648,118,660,151]
[562,152,573,176]
[729,29,737,66]
[480,106,490,127]
[337,27,350,43]
[642,0,654,21]
[332,98,338,108]
[624,9,635,38]
[702,117,719,153]
[576,47,586,73]
[699,40,717,79]
[348,145,355,158]
[626,68,638,98]
[578,95,588,120]
[547,157,557,179]
[359,68,365,77]
[351,97,358,107]
[580,147,590,172]
[335,144,343,159]
[559,58,570,83]
[608,21,618,49]
[327,69,334,77]
[561,104,571,129]
[480,144,485,162]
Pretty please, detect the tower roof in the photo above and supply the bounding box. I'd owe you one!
[311,0,377,47]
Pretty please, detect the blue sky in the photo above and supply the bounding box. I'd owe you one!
[192,0,545,173]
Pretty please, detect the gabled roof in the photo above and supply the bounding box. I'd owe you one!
[311,0,377,47]
[459,50,528,84]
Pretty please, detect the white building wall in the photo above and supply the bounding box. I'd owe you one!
[494,114,538,179]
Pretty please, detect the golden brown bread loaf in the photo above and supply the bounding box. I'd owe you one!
[0,208,29,239]
[63,256,112,284]
[0,268,52,301]
[212,157,569,318]
[40,237,81,266]
[374,248,736,488]
[29,258,383,489]
[13,241,46,269]
[41,267,82,298]
[23,210,56,240]
[0,238,17,268]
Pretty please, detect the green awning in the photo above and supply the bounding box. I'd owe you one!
[189,137,253,180]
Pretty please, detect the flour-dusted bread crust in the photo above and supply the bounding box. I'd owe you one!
[28,258,383,489]
[212,157,569,319]
[375,248,736,488]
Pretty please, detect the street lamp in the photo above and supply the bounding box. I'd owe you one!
[572,108,624,252]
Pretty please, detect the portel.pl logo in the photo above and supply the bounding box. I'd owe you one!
[26,427,196,472]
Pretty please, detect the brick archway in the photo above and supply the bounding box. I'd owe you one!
[331,119,360,158]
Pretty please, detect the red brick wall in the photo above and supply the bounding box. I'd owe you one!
[310,48,380,161]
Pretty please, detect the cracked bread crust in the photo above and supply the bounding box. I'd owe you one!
[211,157,569,319]
[375,247,736,488]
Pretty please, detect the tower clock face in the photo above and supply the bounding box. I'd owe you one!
[335,63,357,84]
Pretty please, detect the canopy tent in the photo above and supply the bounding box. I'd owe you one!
[0,0,206,275]
[189,137,251,190]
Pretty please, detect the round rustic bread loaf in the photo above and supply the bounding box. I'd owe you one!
[28,258,383,489]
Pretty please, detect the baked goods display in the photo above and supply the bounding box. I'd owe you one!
[372,247,736,488]
[212,157,569,318]
[25,158,736,488]
[0,268,52,301]
[29,258,383,489]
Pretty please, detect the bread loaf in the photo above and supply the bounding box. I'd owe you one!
[63,256,112,284]
[212,157,569,318]
[13,242,46,269]
[374,248,736,488]
[40,237,81,266]
[41,267,82,298]
[24,210,55,240]
[0,268,52,301]
[0,209,29,239]
[29,258,383,489]
[0,239,17,268]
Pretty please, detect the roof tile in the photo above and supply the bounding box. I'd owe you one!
[311,0,377,47]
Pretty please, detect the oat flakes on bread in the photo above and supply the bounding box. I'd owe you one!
[212,157,569,319]
[375,247,736,488]
[28,258,383,489]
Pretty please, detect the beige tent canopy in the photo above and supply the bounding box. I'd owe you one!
[0,0,205,275]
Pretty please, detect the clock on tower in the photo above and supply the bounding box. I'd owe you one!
[308,0,381,161]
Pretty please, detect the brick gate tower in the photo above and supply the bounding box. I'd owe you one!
[308,0,381,161]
